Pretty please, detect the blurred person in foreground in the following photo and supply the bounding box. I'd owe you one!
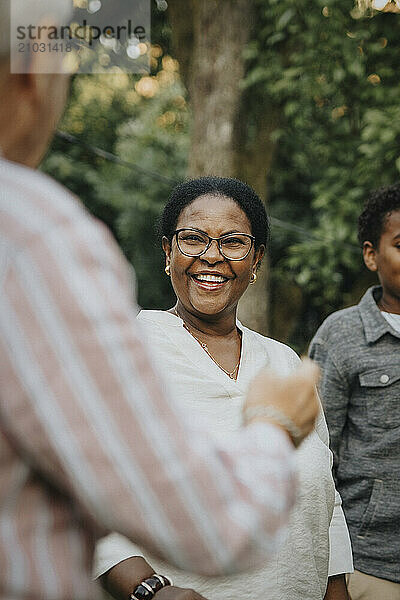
[309,184,400,600]
[95,177,353,600]
[0,2,321,600]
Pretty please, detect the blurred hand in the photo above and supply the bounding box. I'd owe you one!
[155,586,209,600]
[243,358,320,447]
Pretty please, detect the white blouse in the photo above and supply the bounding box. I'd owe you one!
[95,310,353,600]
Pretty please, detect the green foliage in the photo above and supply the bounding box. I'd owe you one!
[244,0,400,341]
[42,65,189,309]
[41,5,187,310]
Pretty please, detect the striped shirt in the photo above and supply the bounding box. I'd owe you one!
[0,157,296,600]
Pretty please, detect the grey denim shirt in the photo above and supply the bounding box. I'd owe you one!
[309,286,400,583]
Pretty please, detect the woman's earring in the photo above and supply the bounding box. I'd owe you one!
[250,271,257,284]
[165,264,171,276]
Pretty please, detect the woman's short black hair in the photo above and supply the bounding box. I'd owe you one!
[358,182,400,247]
[159,176,269,250]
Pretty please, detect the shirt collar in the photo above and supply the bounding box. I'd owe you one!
[359,285,400,343]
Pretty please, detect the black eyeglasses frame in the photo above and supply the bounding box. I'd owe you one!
[172,227,255,261]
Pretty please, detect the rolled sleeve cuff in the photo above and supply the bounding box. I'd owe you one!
[328,490,354,576]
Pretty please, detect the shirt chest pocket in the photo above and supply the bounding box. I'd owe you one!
[359,366,400,429]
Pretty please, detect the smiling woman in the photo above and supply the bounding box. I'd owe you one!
[160,189,265,376]
[156,177,267,379]
[95,177,353,600]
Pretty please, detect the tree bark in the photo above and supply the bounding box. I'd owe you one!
[170,0,254,176]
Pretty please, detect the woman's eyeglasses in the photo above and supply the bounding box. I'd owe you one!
[173,228,255,261]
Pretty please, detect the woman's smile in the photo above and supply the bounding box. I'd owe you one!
[189,270,232,291]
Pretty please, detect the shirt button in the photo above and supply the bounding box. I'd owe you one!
[380,374,390,384]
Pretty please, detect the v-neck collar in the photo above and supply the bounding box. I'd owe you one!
[139,309,249,390]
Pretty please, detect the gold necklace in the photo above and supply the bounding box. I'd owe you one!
[173,309,241,380]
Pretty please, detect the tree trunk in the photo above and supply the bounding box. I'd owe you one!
[168,0,277,334]
[170,0,254,176]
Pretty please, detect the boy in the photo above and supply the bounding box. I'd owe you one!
[309,183,400,600]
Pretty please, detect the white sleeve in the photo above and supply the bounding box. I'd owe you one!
[94,533,144,579]
[328,489,354,576]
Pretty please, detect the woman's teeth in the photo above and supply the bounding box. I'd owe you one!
[193,274,227,283]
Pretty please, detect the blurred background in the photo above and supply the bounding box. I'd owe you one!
[41,0,400,354]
